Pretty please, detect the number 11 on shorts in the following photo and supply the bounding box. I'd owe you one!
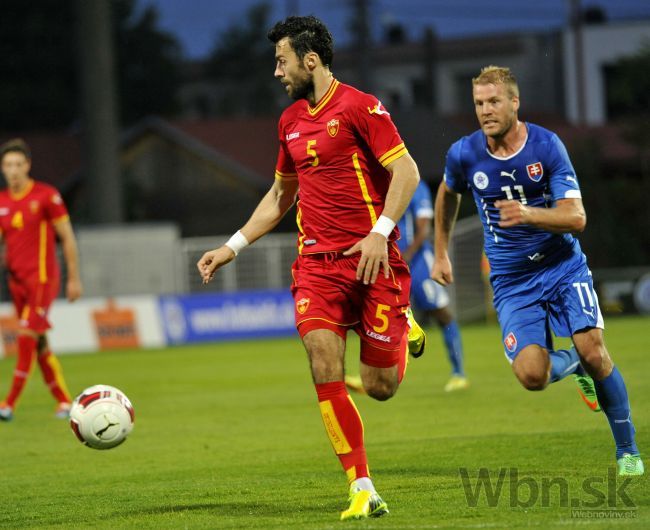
[572,282,596,316]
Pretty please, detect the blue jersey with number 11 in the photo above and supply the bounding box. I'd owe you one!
[444,123,582,275]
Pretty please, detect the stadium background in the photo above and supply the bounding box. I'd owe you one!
[0,1,648,528]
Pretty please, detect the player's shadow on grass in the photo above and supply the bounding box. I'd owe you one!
[114,498,336,519]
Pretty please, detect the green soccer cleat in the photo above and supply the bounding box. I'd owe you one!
[574,374,601,412]
[406,307,426,358]
[340,487,389,521]
[617,454,644,476]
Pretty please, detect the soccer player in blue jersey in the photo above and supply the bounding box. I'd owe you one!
[398,180,467,391]
[346,180,465,394]
[432,65,643,476]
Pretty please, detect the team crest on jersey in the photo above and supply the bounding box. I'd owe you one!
[296,297,310,314]
[29,200,40,213]
[473,171,489,190]
[526,162,543,182]
[504,332,518,352]
[326,119,339,137]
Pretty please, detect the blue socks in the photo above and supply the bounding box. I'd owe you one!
[549,347,582,382]
[594,366,639,459]
[442,321,464,376]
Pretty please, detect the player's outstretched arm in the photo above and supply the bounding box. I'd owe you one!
[53,219,83,302]
[344,153,420,285]
[197,177,299,284]
[432,181,461,286]
[495,197,586,233]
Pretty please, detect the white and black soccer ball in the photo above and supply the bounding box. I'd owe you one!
[69,385,135,450]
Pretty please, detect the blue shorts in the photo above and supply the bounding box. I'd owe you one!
[409,249,450,311]
[492,249,604,362]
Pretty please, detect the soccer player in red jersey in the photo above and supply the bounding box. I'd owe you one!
[0,139,83,421]
[197,16,426,520]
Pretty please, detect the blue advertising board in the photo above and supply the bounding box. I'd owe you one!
[158,290,296,344]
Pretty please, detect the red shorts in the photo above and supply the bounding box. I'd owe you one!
[8,275,60,333]
[291,245,411,368]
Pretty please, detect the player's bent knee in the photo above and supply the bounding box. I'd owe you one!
[514,366,549,391]
[518,376,548,391]
[365,381,397,401]
[360,365,399,401]
[512,345,550,391]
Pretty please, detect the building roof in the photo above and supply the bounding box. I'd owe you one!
[173,117,278,181]
[0,113,641,197]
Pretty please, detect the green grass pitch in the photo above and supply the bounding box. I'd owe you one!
[0,316,647,528]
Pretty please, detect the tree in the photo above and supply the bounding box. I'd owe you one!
[604,41,650,180]
[0,0,182,131]
[113,0,182,124]
[0,1,78,130]
[206,2,282,117]
[605,41,650,120]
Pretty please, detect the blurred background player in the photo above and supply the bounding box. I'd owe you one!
[197,16,425,520]
[397,179,467,392]
[347,179,467,393]
[0,139,83,421]
[432,66,643,476]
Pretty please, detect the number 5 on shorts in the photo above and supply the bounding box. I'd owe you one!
[373,304,390,333]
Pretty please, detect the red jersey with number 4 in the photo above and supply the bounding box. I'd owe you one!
[0,180,69,283]
[275,79,408,254]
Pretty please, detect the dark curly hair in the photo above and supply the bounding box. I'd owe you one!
[0,138,31,162]
[267,16,334,67]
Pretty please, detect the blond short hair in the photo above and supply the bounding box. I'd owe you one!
[472,65,519,98]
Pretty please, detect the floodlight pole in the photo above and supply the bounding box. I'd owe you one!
[76,0,124,223]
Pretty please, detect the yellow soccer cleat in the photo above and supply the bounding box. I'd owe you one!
[344,375,366,395]
[444,375,470,392]
[406,307,426,358]
[340,488,389,521]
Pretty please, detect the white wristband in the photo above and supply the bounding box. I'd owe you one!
[370,215,396,238]
[224,230,249,256]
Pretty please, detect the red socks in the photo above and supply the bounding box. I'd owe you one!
[316,381,369,483]
[37,349,71,404]
[4,335,37,408]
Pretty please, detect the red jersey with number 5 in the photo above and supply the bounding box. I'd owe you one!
[0,180,69,283]
[275,79,408,254]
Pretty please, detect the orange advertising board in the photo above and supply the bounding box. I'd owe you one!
[92,299,140,350]
[0,314,20,357]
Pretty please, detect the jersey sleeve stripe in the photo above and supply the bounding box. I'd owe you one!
[39,220,48,283]
[352,153,378,225]
[275,170,298,181]
[379,145,407,167]
[415,208,434,219]
[51,214,70,224]
[564,190,582,199]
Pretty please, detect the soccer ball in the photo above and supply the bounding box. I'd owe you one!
[69,385,135,450]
